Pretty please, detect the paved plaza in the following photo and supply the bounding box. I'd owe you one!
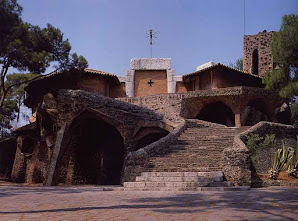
[0,185,297,221]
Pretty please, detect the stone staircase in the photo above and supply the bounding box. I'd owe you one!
[124,171,250,191]
[124,121,250,191]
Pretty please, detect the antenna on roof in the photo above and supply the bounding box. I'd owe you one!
[147,29,157,58]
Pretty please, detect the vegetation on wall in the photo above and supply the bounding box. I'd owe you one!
[245,133,275,156]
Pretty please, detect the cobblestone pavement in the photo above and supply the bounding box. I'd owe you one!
[0,185,297,221]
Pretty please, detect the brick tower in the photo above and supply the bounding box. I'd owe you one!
[243,30,274,77]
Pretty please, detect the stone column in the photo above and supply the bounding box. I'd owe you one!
[11,136,26,182]
[126,70,135,97]
[167,69,176,93]
[45,123,67,186]
[235,113,241,128]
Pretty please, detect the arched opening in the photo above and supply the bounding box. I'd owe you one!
[196,102,235,127]
[68,117,124,185]
[133,127,169,151]
[241,99,269,126]
[252,49,259,75]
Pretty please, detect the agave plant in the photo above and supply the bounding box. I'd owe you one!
[268,141,290,180]
[287,136,298,177]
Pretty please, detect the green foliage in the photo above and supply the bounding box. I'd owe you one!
[0,73,38,137]
[229,58,243,71]
[0,94,17,137]
[62,53,88,71]
[286,143,298,176]
[0,0,88,112]
[268,139,298,179]
[245,133,275,155]
[268,142,290,179]
[1,21,71,74]
[263,14,298,99]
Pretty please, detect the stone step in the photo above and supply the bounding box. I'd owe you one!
[124,181,201,189]
[145,167,222,171]
[136,176,224,182]
[207,181,233,187]
[199,186,251,191]
[140,171,223,177]
[124,186,250,191]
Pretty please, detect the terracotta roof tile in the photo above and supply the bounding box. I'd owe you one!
[183,63,263,79]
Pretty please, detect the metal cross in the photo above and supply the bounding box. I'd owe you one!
[147,79,154,86]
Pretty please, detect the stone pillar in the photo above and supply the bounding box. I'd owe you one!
[45,123,67,186]
[126,70,135,97]
[167,69,176,93]
[235,113,241,128]
[11,136,26,182]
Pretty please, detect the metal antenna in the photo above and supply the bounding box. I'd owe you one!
[147,29,157,58]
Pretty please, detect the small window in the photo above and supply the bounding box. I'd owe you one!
[252,49,259,75]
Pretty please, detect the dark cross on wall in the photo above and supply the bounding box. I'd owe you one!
[147,79,154,86]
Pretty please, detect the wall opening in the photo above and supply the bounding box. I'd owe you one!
[71,117,124,185]
[133,127,169,151]
[252,49,259,75]
[196,102,235,127]
[241,99,269,126]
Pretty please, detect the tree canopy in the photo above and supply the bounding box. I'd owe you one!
[0,0,88,137]
[263,14,298,99]
[229,58,243,71]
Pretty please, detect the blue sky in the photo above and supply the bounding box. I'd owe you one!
[16,0,298,76]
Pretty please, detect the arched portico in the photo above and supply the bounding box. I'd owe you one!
[60,111,124,185]
[196,102,235,127]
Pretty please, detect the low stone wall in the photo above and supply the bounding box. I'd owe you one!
[240,122,297,174]
[223,136,251,186]
[223,121,297,187]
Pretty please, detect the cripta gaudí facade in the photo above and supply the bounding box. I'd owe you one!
[1,31,296,190]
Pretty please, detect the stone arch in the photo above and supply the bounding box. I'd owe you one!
[132,126,169,151]
[60,110,125,185]
[252,49,259,75]
[241,99,271,126]
[196,101,235,127]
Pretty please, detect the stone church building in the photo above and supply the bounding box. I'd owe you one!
[0,31,295,190]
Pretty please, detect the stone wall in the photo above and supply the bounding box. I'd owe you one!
[240,122,297,174]
[20,89,177,185]
[118,87,284,127]
[243,31,274,77]
[223,136,251,186]
[0,138,16,179]
[223,121,298,187]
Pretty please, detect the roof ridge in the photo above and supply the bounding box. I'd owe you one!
[183,62,263,79]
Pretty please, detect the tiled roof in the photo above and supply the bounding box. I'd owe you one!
[183,63,263,79]
[84,68,120,81]
[28,68,121,85]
